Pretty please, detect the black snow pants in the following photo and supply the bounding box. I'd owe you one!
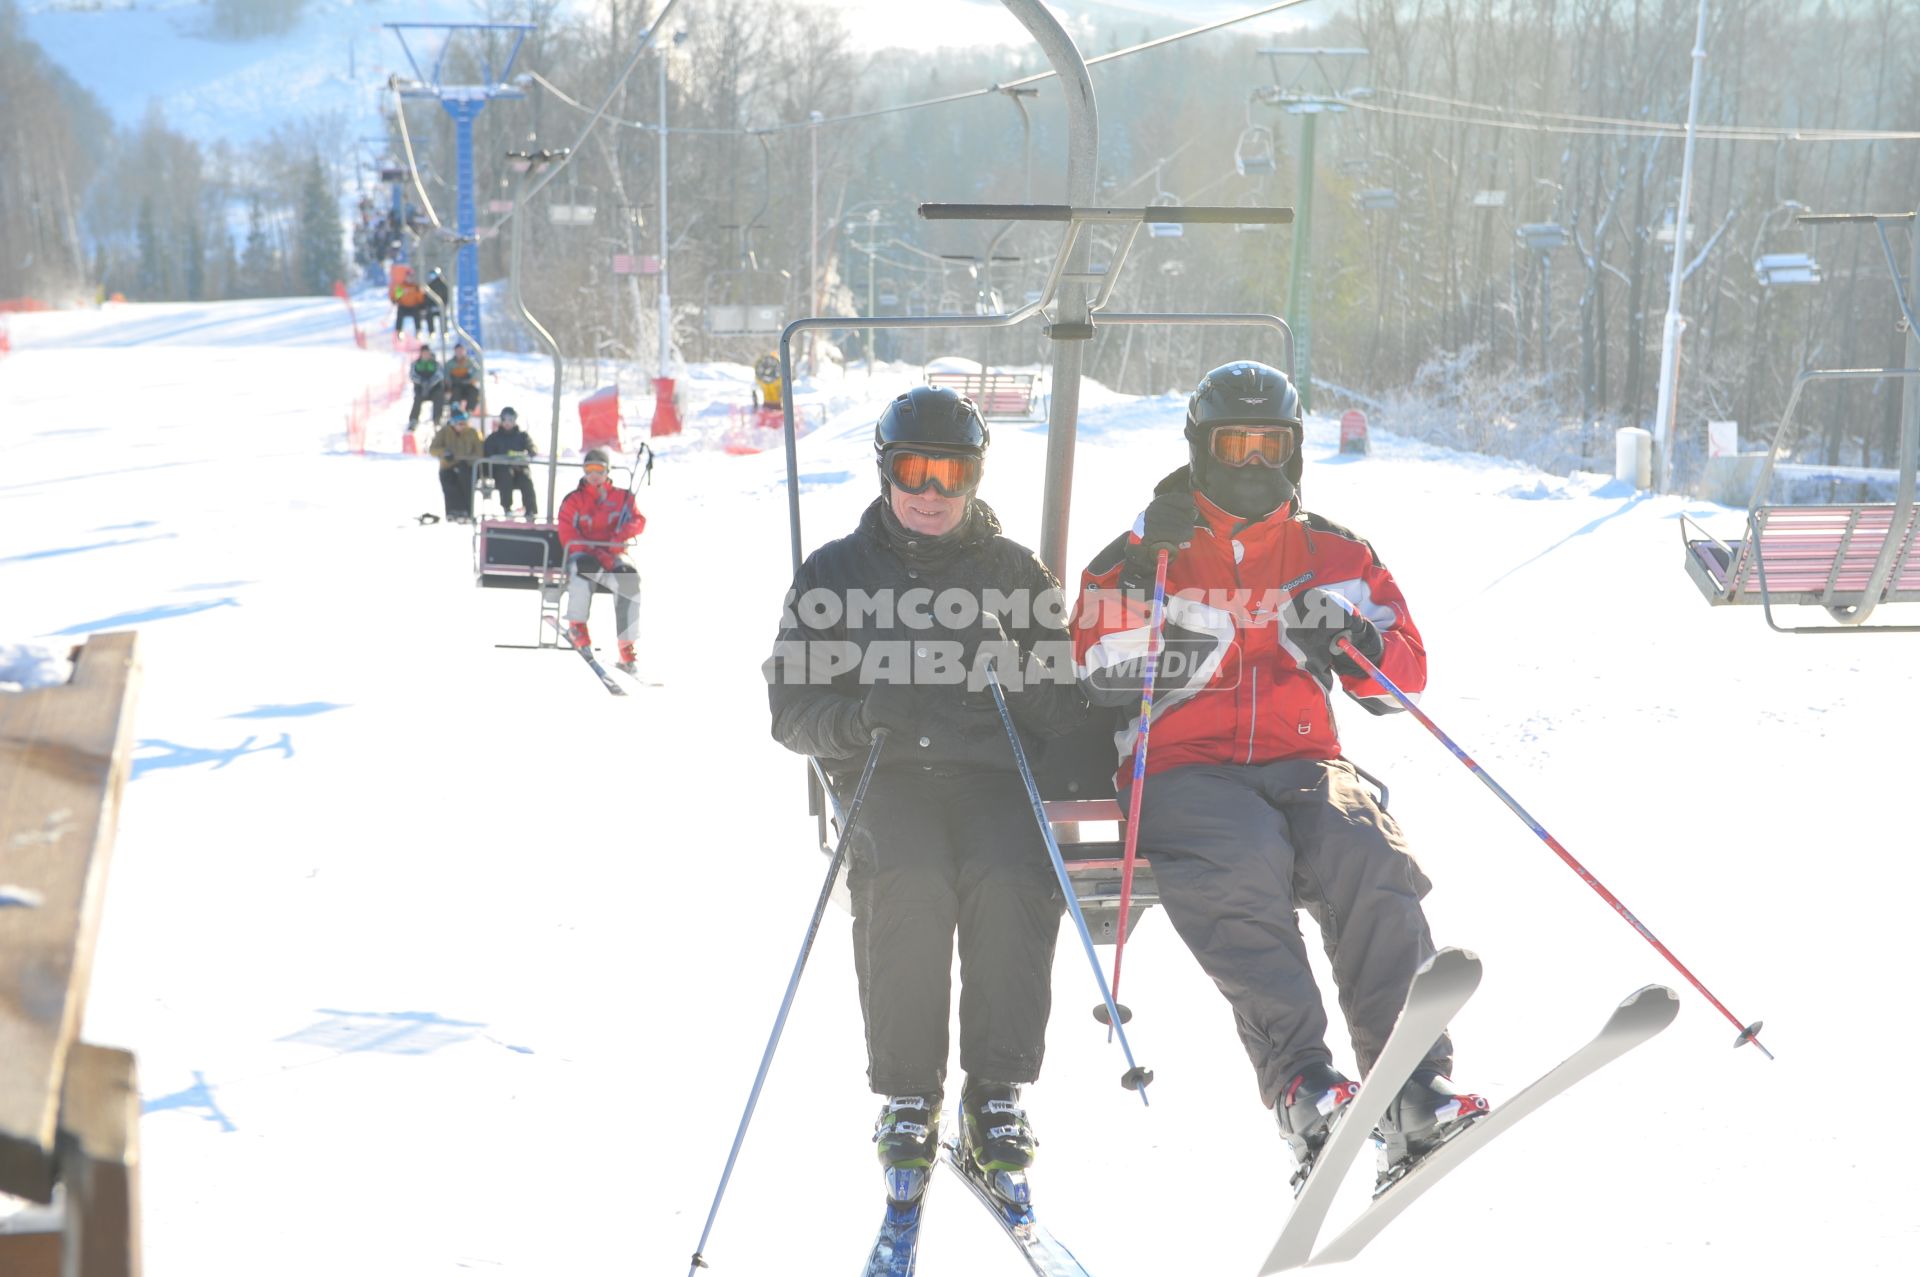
[1135,757,1449,1107]
[408,385,445,426]
[498,468,537,516]
[847,768,1064,1098]
[438,462,474,520]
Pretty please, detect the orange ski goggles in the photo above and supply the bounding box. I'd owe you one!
[882,448,983,496]
[1210,425,1298,468]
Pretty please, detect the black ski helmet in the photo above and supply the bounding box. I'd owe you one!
[1184,360,1304,516]
[874,385,989,489]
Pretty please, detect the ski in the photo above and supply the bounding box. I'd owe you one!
[1260,947,1482,1274]
[1306,983,1679,1267]
[940,1138,1093,1277]
[544,616,626,696]
[860,1192,928,1277]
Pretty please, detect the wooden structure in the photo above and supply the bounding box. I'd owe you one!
[0,632,143,1277]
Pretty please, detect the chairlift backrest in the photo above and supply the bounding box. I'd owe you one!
[1235,126,1276,178]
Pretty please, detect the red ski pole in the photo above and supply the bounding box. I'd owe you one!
[1331,627,1771,1059]
[1095,548,1170,1031]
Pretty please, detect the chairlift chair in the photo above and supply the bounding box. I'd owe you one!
[1680,210,1920,632]
[1236,192,1272,234]
[703,267,788,336]
[771,195,1298,928]
[1235,125,1277,178]
[1148,192,1184,239]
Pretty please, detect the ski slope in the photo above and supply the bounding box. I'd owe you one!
[1,295,1914,1277]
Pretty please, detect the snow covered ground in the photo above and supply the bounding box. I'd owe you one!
[2,295,1916,1276]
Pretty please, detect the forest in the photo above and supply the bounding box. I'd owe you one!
[4,0,1916,483]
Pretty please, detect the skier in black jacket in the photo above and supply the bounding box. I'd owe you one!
[482,406,539,517]
[765,386,1087,1208]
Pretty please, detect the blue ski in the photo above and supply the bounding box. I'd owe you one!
[940,1138,1093,1277]
[860,1194,927,1277]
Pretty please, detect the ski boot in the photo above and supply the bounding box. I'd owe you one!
[959,1079,1036,1209]
[616,641,638,675]
[565,621,592,651]
[1277,1062,1361,1193]
[1372,1068,1490,1193]
[874,1094,940,1204]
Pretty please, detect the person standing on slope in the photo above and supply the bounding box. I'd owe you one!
[558,448,644,674]
[763,386,1088,1207]
[1069,360,1486,1184]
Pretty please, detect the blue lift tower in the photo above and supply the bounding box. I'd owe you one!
[385,22,535,346]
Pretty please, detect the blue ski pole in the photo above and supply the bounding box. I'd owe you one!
[687,730,891,1274]
[980,652,1154,1101]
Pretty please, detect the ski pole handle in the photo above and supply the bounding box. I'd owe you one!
[1329,627,1770,1059]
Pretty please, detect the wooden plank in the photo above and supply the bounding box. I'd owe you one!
[0,634,142,1203]
[60,1044,141,1277]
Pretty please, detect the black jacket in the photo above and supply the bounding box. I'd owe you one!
[483,425,537,472]
[766,498,1088,779]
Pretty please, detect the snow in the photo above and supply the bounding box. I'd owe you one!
[3,293,1917,1277]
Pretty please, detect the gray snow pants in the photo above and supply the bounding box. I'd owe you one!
[564,554,640,644]
[847,769,1065,1098]
[1135,758,1450,1107]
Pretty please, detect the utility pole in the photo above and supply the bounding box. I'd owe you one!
[865,208,881,377]
[1260,47,1367,414]
[507,147,569,518]
[1650,0,1711,492]
[651,30,686,436]
[386,22,536,347]
[808,110,822,376]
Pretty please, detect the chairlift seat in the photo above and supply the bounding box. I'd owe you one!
[925,369,1038,420]
[475,521,612,594]
[1681,504,1920,627]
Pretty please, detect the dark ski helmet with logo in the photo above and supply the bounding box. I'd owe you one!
[873,385,990,494]
[1184,360,1304,517]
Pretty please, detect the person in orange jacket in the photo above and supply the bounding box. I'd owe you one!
[557,448,645,672]
[390,269,429,335]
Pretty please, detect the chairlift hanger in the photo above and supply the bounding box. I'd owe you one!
[1681,208,1920,631]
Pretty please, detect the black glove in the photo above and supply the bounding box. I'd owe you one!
[1282,586,1385,680]
[1121,491,1199,589]
[861,683,920,741]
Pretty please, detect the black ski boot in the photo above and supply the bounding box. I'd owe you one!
[1277,1061,1361,1191]
[959,1079,1036,1207]
[1373,1067,1489,1190]
[873,1094,940,1203]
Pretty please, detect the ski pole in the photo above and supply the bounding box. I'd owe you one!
[980,653,1154,1101]
[1328,625,1771,1059]
[687,730,890,1275]
[1098,548,1171,1031]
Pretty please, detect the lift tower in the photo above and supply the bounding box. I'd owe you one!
[386,22,534,345]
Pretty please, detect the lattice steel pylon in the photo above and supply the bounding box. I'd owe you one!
[386,22,535,346]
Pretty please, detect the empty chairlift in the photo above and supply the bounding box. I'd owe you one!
[1680,209,1920,632]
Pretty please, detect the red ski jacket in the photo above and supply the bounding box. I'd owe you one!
[558,480,645,570]
[1070,470,1426,787]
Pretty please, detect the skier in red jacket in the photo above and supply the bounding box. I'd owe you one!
[1070,361,1485,1187]
[557,448,645,673]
